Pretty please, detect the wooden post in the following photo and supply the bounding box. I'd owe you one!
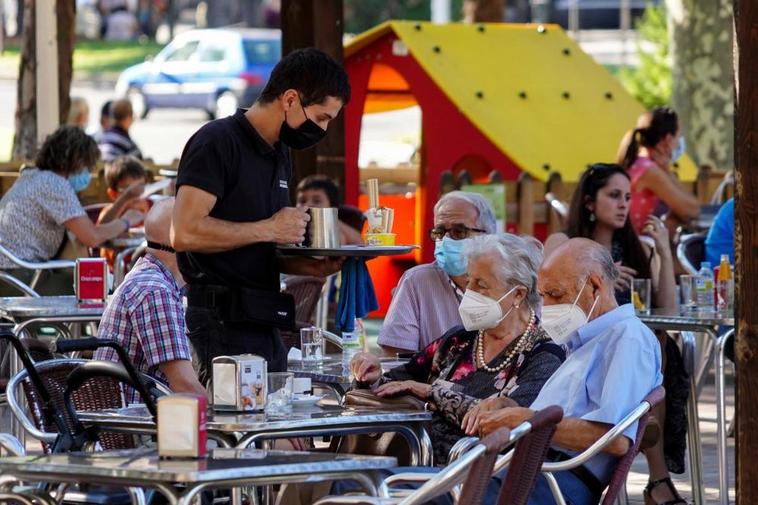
[281,0,346,201]
[35,0,58,145]
[695,164,713,204]
[546,172,564,234]
[734,0,758,502]
[517,172,534,236]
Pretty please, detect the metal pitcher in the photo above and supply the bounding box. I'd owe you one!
[305,207,341,248]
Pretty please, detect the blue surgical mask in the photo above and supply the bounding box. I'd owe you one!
[434,237,469,276]
[68,169,91,193]
[671,136,686,163]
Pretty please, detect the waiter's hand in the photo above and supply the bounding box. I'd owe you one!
[268,207,310,244]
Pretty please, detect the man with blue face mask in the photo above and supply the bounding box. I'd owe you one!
[378,191,496,355]
[472,238,663,505]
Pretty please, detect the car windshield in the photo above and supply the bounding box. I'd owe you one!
[242,39,281,65]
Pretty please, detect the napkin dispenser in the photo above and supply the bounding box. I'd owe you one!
[157,394,207,458]
[212,354,267,411]
[75,258,108,302]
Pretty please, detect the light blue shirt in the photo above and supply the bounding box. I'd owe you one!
[530,304,663,483]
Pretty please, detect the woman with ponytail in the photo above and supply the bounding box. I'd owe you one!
[616,107,700,233]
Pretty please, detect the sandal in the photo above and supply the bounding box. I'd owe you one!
[644,477,688,505]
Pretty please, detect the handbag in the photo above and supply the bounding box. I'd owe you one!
[332,388,428,466]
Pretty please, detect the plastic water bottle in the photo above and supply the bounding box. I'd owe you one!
[695,262,715,312]
[342,318,364,374]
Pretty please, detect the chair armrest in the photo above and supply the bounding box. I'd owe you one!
[0,433,25,456]
[447,436,479,463]
[0,243,76,270]
[0,272,40,297]
[322,330,343,350]
[6,370,58,444]
[540,402,650,473]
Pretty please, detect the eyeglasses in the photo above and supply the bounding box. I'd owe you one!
[429,224,487,241]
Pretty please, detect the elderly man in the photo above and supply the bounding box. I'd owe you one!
[474,238,663,504]
[95,198,205,401]
[378,191,497,355]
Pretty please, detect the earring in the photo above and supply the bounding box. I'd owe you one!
[589,212,596,222]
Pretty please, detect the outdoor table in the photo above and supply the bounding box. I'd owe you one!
[0,295,106,442]
[287,356,409,399]
[79,402,433,467]
[0,447,397,505]
[639,308,734,505]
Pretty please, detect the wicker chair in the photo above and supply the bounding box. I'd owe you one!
[7,359,140,452]
[279,275,326,350]
[496,405,564,505]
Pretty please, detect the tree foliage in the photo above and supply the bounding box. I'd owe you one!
[619,2,672,109]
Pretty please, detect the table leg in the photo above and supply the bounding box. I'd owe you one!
[715,332,733,505]
[687,365,706,505]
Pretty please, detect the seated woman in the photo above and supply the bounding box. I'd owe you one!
[617,107,700,234]
[0,126,143,295]
[544,164,686,505]
[351,233,565,465]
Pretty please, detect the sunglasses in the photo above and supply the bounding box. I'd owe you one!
[429,224,487,241]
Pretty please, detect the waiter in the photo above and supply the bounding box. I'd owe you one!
[171,48,349,383]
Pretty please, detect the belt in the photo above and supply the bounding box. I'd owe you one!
[546,449,605,499]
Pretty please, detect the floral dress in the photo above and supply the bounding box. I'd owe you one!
[369,325,564,464]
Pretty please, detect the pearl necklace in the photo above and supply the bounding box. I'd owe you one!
[475,309,537,373]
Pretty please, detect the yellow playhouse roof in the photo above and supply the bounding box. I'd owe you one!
[345,21,697,182]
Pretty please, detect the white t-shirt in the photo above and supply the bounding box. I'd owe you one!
[0,168,86,268]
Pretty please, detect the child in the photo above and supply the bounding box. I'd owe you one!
[98,156,150,267]
[98,155,150,225]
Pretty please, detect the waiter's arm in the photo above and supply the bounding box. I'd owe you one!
[172,185,308,253]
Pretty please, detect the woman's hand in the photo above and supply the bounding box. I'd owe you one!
[461,397,512,436]
[375,380,431,400]
[641,215,672,255]
[350,352,382,384]
[614,261,637,292]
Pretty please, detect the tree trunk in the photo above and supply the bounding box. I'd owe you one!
[734,1,758,503]
[12,0,35,161]
[281,0,345,201]
[12,0,75,162]
[666,0,734,171]
[462,0,505,23]
[57,0,75,125]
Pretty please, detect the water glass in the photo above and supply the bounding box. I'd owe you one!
[266,372,294,415]
[679,274,698,311]
[300,326,324,366]
[632,278,651,314]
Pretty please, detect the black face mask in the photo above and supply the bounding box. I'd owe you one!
[279,101,327,150]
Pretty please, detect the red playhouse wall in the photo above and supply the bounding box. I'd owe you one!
[344,30,530,316]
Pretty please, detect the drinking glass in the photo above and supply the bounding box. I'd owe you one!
[632,278,651,314]
[679,274,698,311]
[266,372,294,415]
[300,326,324,366]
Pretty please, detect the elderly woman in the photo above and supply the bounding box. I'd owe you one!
[351,233,564,465]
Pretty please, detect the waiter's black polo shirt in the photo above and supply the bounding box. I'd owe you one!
[175,108,290,291]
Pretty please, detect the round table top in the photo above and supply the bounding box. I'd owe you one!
[0,295,106,319]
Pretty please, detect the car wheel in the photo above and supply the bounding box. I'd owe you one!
[215,91,239,119]
[127,87,149,119]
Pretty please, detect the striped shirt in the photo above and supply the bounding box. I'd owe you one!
[378,262,463,351]
[97,126,142,163]
[95,254,191,402]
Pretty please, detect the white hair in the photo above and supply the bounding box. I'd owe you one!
[434,191,497,234]
[465,233,544,308]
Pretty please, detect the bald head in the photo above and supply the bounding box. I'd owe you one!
[145,197,174,247]
[538,238,619,320]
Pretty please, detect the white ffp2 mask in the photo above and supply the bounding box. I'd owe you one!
[458,286,517,331]
[541,278,599,345]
